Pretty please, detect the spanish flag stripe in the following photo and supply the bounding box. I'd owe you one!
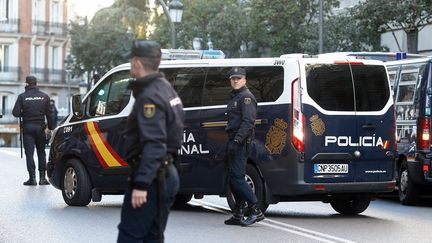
[91,122,129,166]
[84,122,109,168]
[86,122,122,167]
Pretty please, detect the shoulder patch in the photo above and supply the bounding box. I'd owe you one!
[143,103,155,118]
[244,97,251,105]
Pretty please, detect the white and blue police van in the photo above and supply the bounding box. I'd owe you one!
[386,57,432,205]
[47,50,397,215]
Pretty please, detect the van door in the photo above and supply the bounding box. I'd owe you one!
[303,61,394,183]
[161,66,208,192]
[82,70,132,188]
[303,61,359,183]
[351,63,395,182]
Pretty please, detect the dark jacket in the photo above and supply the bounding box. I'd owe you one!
[124,73,185,190]
[12,86,55,130]
[225,86,257,143]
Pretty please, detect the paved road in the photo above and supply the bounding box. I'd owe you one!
[0,148,431,243]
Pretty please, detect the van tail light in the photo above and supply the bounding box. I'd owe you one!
[417,117,430,151]
[291,78,304,152]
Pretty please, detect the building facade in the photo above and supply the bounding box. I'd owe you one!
[0,0,78,147]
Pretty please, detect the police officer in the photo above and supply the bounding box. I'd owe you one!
[117,40,184,242]
[12,76,54,186]
[225,67,264,226]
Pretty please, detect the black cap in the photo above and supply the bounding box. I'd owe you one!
[229,67,246,79]
[25,76,37,85]
[128,39,161,59]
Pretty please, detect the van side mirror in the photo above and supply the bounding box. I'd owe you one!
[72,94,84,118]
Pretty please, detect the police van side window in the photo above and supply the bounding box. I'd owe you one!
[352,65,389,111]
[202,66,284,106]
[88,70,130,116]
[396,66,420,104]
[161,67,206,108]
[246,66,284,102]
[306,64,355,111]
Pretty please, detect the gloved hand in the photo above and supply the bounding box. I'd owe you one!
[227,139,241,155]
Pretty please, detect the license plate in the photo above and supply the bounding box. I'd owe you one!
[314,164,348,174]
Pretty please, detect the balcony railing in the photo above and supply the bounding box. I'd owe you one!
[32,20,67,36]
[0,18,19,33]
[0,66,20,82]
[30,67,79,85]
[0,109,18,124]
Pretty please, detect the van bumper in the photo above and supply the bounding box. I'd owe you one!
[47,161,61,189]
[274,180,396,198]
[408,156,432,184]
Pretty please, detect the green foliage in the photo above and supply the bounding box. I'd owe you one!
[69,1,151,76]
[354,0,432,53]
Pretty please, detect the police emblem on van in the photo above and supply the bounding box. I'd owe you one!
[309,114,325,136]
[265,118,288,154]
[143,104,155,118]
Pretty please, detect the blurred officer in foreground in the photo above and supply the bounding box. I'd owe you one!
[12,76,54,186]
[225,67,264,226]
[117,40,184,242]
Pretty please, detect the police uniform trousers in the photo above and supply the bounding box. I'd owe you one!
[117,164,179,243]
[23,122,47,173]
[227,140,258,206]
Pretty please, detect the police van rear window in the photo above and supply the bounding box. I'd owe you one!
[306,64,389,112]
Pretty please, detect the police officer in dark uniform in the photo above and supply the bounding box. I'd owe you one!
[117,40,184,242]
[12,76,54,186]
[224,67,264,226]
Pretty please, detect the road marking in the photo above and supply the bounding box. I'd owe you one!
[190,199,356,243]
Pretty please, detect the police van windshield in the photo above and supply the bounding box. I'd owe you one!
[306,64,389,111]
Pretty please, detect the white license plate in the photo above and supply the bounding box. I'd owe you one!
[314,164,348,174]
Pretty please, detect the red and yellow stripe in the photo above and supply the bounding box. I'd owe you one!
[84,121,128,168]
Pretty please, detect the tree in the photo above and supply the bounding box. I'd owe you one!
[69,1,151,79]
[354,0,432,53]
[323,8,385,52]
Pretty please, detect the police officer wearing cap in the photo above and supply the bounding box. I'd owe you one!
[117,40,184,242]
[225,67,264,226]
[12,76,54,186]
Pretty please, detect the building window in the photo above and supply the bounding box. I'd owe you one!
[33,0,45,21]
[0,0,9,20]
[50,46,59,69]
[51,0,61,23]
[0,44,9,72]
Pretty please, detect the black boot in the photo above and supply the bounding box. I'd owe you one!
[23,172,37,186]
[39,171,50,185]
[241,205,265,226]
[224,203,245,225]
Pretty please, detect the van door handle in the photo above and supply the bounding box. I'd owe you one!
[362,124,376,130]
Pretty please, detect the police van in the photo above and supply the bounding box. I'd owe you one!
[386,57,432,205]
[47,50,396,215]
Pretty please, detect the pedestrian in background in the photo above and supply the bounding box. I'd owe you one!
[224,67,264,226]
[117,40,184,242]
[12,76,55,186]
[49,99,58,127]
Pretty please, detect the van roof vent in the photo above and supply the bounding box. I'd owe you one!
[161,49,225,60]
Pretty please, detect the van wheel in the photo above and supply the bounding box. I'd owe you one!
[398,163,420,205]
[330,196,370,215]
[174,194,192,206]
[62,159,92,206]
[226,164,269,214]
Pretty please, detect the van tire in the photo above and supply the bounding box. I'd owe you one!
[330,196,370,215]
[62,159,92,206]
[398,163,420,205]
[174,194,192,206]
[226,164,269,214]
